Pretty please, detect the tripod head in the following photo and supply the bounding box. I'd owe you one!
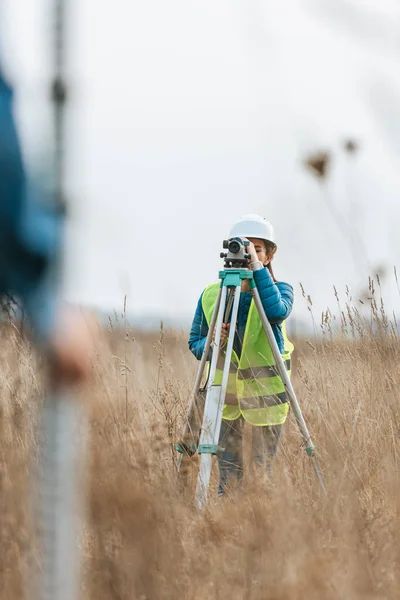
[220,237,251,268]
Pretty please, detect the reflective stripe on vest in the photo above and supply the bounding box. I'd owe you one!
[240,391,288,410]
[201,282,294,427]
[216,352,238,373]
[238,360,291,380]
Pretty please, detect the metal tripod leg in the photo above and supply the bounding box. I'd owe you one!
[176,288,235,471]
[251,287,326,493]
[176,287,223,471]
[195,285,241,508]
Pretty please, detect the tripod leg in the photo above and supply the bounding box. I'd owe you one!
[176,287,223,471]
[251,287,326,493]
[195,285,241,508]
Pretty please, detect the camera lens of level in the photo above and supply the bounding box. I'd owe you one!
[228,240,241,254]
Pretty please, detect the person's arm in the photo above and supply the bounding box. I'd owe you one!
[252,266,294,324]
[0,72,93,387]
[188,292,209,360]
[0,74,61,341]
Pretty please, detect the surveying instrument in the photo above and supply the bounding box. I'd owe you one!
[175,237,325,508]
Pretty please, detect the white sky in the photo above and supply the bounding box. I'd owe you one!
[1,0,400,329]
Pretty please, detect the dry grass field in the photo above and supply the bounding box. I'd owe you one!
[1,290,400,599]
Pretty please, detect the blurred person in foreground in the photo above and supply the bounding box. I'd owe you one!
[0,68,92,388]
[189,214,294,496]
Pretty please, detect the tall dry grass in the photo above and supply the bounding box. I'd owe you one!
[1,287,400,599]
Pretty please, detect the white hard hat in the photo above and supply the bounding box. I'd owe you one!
[229,214,276,247]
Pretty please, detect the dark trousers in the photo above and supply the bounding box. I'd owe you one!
[217,417,283,496]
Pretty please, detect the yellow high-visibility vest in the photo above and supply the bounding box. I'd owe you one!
[202,283,294,426]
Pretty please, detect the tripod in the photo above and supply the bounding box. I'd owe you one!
[176,240,325,508]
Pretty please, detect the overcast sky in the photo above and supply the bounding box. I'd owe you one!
[1,0,400,329]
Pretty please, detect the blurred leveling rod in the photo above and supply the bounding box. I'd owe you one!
[39,1,85,600]
[175,238,326,507]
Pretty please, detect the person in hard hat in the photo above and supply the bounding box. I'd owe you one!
[189,214,294,495]
[0,68,92,387]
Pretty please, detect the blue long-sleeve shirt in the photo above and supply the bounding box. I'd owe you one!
[189,267,294,359]
[0,71,61,340]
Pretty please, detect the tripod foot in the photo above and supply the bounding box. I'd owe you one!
[198,443,225,455]
[174,442,197,457]
[305,444,315,456]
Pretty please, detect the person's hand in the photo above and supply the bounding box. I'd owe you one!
[212,323,230,348]
[47,307,96,390]
[242,238,259,264]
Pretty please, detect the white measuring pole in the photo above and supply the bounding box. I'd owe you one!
[40,393,84,600]
[38,0,87,598]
